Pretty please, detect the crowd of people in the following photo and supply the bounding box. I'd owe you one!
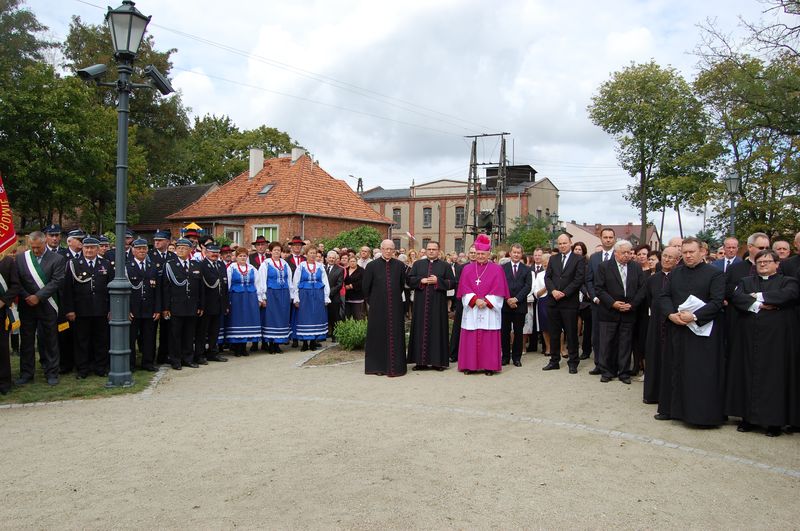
[0,223,798,438]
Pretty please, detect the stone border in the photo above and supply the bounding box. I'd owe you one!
[0,365,169,409]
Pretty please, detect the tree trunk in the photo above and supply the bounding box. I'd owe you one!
[676,206,683,238]
[639,168,647,244]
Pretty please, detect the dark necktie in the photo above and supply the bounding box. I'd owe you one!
[513,263,518,277]
[603,252,609,262]
[89,260,95,270]
[561,254,567,268]
[725,259,731,272]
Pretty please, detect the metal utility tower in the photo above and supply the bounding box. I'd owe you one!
[461,132,510,248]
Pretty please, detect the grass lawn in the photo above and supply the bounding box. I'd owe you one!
[1,353,153,405]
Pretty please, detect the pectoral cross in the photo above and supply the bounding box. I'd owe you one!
[475,278,481,285]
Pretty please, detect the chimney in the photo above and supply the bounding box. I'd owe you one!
[249,148,264,180]
[291,147,306,164]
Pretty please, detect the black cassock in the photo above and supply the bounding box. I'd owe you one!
[727,274,799,427]
[363,257,407,377]
[407,257,455,368]
[658,262,726,426]
[643,270,669,404]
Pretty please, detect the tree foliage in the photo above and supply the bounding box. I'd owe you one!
[504,215,550,251]
[320,226,383,251]
[588,61,716,244]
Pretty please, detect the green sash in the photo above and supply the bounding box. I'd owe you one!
[24,250,59,314]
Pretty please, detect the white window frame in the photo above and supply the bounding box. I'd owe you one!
[224,227,242,246]
[252,225,279,242]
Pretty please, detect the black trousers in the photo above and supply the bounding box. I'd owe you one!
[58,325,74,373]
[501,312,525,363]
[327,298,342,338]
[156,318,171,364]
[195,312,221,360]
[73,316,110,376]
[345,301,365,320]
[598,320,633,378]
[20,303,60,380]
[590,303,601,367]
[548,307,579,368]
[169,315,196,365]
[130,317,156,369]
[0,321,11,391]
[579,305,593,355]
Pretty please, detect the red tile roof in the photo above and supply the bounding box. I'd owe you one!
[167,154,392,224]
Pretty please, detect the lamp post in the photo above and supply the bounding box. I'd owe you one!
[549,212,559,248]
[78,1,173,387]
[723,170,741,238]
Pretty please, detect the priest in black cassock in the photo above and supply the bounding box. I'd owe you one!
[728,249,799,436]
[656,237,726,426]
[643,246,681,404]
[407,241,455,371]
[363,240,407,377]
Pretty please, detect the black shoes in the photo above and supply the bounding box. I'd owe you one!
[47,377,59,386]
[766,427,782,437]
[600,376,611,383]
[513,360,522,367]
[737,421,754,433]
[542,362,560,371]
[310,341,319,351]
[14,376,32,385]
[170,362,182,370]
[197,358,209,365]
[484,370,495,376]
[184,362,199,368]
[142,365,159,372]
[501,360,510,366]
[76,373,89,380]
[588,367,602,375]
[619,376,631,385]
[568,367,578,374]
[292,340,299,348]
[654,413,671,421]
[301,341,309,352]
[579,351,591,360]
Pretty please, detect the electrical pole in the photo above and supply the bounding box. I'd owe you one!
[462,132,510,248]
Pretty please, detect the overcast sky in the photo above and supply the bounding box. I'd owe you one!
[25,0,785,241]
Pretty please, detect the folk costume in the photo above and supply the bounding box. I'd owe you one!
[292,259,330,348]
[457,235,509,373]
[259,256,293,349]
[407,256,456,369]
[225,262,263,346]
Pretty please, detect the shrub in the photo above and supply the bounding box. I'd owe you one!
[334,318,368,350]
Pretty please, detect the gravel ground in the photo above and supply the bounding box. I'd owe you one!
[1,347,798,529]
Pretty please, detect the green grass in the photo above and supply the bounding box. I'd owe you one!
[1,353,153,405]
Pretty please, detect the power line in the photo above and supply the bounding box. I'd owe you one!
[172,67,465,137]
[73,0,497,134]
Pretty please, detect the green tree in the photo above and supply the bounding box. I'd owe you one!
[321,226,383,251]
[694,56,800,240]
[588,61,714,244]
[0,0,56,79]
[504,215,549,251]
[62,16,190,185]
[694,228,722,250]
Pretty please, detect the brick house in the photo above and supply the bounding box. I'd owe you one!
[166,148,393,246]
[130,183,217,240]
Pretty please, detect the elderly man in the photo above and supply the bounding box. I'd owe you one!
[363,240,407,377]
[16,232,66,386]
[357,246,372,269]
[656,237,726,426]
[712,237,741,272]
[644,246,681,404]
[595,240,647,384]
[729,249,799,436]
[772,240,792,261]
[781,231,800,279]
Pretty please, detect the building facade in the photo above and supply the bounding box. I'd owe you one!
[363,173,559,253]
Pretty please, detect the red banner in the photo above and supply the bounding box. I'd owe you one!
[0,173,17,254]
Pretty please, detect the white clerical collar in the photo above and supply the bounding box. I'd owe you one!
[760,275,771,280]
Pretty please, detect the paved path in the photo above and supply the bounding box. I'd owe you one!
[1,348,798,529]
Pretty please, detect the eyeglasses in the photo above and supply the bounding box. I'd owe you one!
[755,260,775,265]
[754,246,769,250]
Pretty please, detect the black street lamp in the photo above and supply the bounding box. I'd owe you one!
[723,170,741,237]
[78,0,173,388]
[549,212,559,248]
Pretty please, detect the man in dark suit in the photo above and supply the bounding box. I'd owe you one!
[196,243,229,364]
[325,250,344,339]
[711,237,742,273]
[501,243,532,367]
[780,231,800,280]
[585,227,616,375]
[162,239,205,370]
[56,228,85,374]
[543,233,586,373]
[16,231,66,386]
[128,239,161,371]
[61,237,113,378]
[595,240,647,384]
[0,253,20,394]
[149,230,176,364]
